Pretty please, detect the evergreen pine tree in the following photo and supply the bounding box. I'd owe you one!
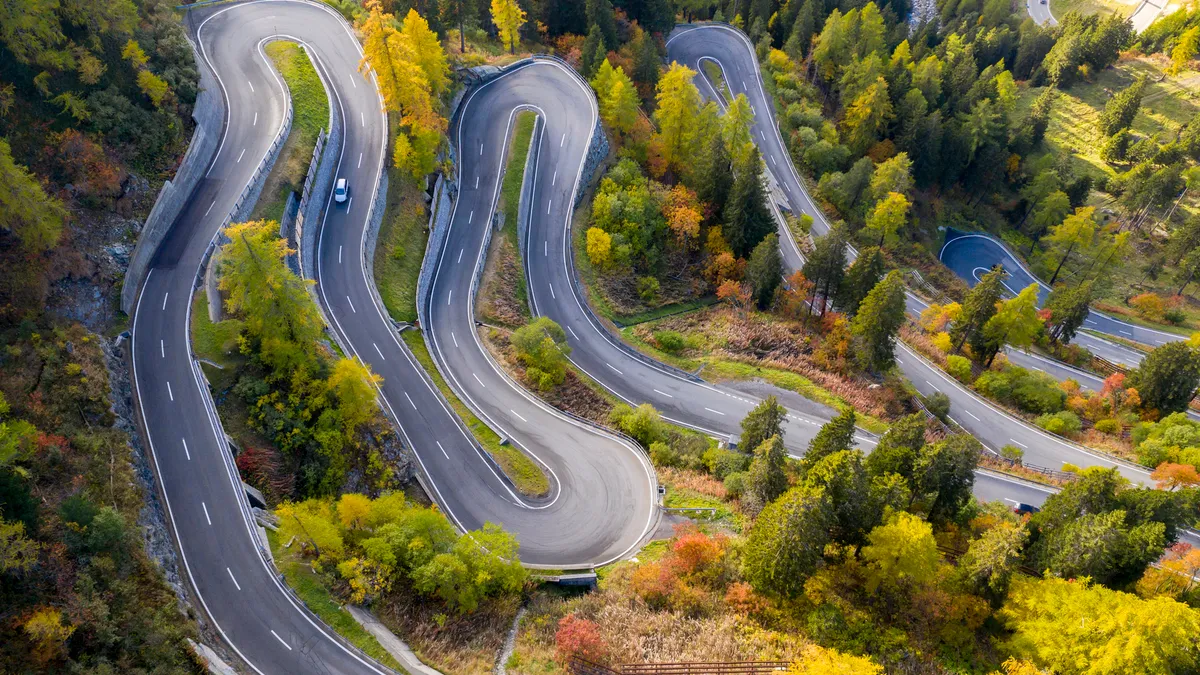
[798,408,856,476]
[835,246,885,316]
[580,24,605,79]
[694,131,733,220]
[1098,76,1147,137]
[746,233,783,309]
[1129,342,1200,414]
[850,270,907,372]
[864,412,926,481]
[746,435,789,510]
[801,224,849,316]
[950,265,1005,354]
[585,0,617,48]
[722,147,774,257]
[632,28,660,92]
[739,395,786,451]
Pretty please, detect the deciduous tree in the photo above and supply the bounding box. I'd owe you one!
[491,0,526,53]
[744,486,832,597]
[978,283,1041,365]
[950,265,1004,354]
[0,138,65,253]
[650,63,703,177]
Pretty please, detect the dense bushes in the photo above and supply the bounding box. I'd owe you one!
[975,366,1066,415]
[279,493,526,612]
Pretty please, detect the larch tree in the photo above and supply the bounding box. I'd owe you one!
[1000,576,1200,675]
[841,77,892,153]
[650,62,703,177]
[863,191,909,248]
[595,61,639,135]
[359,1,449,178]
[219,220,325,374]
[326,358,383,433]
[1169,26,1200,76]
[1045,206,1096,285]
[1045,280,1094,344]
[862,511,940,593]
[950,265,1004,354]
[721,93,756,165]
[978,283,1041,366]
[835,246,885,317]
[490,0,525,54]
[850,270,907,372]
[0,138,65,253]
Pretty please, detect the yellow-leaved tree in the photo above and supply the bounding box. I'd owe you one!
[218,220,324,373]
[490,0,526,54]
[358,0,448,179]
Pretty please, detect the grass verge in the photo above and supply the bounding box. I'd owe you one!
[621,326,890,435]
[700,59,729,100]
[190,289,243,372]
[251,41,330,223]
[268,529,407,673]
[479,111,536,327]
[375,175,430,324]
[401,330,550,497]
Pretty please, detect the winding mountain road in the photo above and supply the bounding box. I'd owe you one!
[128,8,1169,673]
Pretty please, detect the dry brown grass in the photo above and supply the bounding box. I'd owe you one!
[657,467,728,501]
[900,324,949,369]
[635,307,902,420]
[377,590,520,675]
[479,237,530,328]
[508,585,812,674]
[480,326,615,424]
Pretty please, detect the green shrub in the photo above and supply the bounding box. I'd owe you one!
[1000,444,1024,462]
[609,403,664,447]
[654,330,686,353]
[1165,308,1187,325]
[1136,438,1172,468]
[703,447,751,479]
[1094,418,1122,435]
[1035,410,1082,436]
[637,276,660,303]
[924,392,951,422]
[649,441,678,467]
[946,355,973,384]
[975,366,1065,414]
[724,471,748,499]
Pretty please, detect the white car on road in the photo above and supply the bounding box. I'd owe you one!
[334,178,348,203]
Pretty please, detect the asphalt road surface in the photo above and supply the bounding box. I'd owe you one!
[1026,0,1057,25]
[129,9,1165,673]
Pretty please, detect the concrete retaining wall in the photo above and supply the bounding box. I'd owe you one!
[361,169,391,323]
[416,145,456,330]
[121,38,223,314]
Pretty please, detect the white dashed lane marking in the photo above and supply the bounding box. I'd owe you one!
[704,407,726,416]
[405,392,417,410]
[605,363,622,375]
[270,630,292,651]
[510,410,527,423]
[373,343,385,360]
[227,567,241,591]
[437,441,449,458]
